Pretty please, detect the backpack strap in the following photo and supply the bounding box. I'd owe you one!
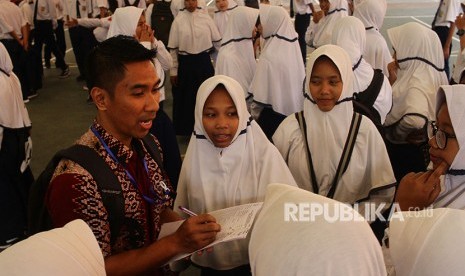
[295,112,362,199]
[57,145,124,246]
[354,69,384,107]
[141,135,163,170]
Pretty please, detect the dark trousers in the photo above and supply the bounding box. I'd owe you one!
[27,29,43,92]
[1,39,30,99]
[44,19,66,63]
[433,25,451,79]
[33,20,67,70]
[295,13,311,65]
[68,26,97,80]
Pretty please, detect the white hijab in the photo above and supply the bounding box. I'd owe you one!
[273,44,395,204]
[106,7,167,101]
[309,0,348,49]
[385,22,448,126]
[215,6,259,96]
[353,0,391,76]
[213,0,238,36]
[248,5,305,116]
[331,16,392,124]
[433,85,465,209]
[168,8,221,54]
[175,75,296,270]
[249,183,386,276]
[389,208,465,276]
[0,42,31,129]
[0,219,106,275]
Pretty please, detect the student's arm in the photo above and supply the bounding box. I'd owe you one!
[104,213,220,276]
[444,21,455,59]
[456,13,465,51]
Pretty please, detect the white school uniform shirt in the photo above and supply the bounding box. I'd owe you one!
[175,75,297,270]
[215,6,258,96]
[385,22,448,143]
[273,45,395,216]
[34,0,59,20]
[304,0,347,51]
[249,183,387,276]
[0,0,27,40]
[19,0,35,29]
[0,43,31,152]
[292,0,313,15]
[64,0,98,19]
[0,220,106,275]
[248,5,305,116]
[213,0,238,37]
[107,7,173,101]
[353,0,391,77]
[331,16,392,124]
[167,9,221,76]
[433,0,460,28]
[170,0,207,17]
[432,85,465,209]
[389,208,465,276]
[116,0,146,9]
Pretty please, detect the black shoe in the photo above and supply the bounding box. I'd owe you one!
[28,90,39,99]
[44,60,51,69]
[59,65,70,79]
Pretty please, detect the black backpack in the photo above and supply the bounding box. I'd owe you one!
[28,135,164,245]
[150,0,174,46]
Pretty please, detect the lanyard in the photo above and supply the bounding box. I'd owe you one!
[91,126,161,205]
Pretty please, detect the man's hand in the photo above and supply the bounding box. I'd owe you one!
[172,214,220,254]
[66,18,79,28]
[136,24,154,43]
[395,161,449,211]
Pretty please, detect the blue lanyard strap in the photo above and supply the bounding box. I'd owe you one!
[90,126,161,205]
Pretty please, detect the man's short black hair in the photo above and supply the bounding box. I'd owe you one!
[86,35,157,96]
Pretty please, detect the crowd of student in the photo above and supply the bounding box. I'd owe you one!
[2,0,465,275]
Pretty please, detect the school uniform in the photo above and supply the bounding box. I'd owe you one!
[44,0,66,67]
[353,0,391,77]
[304,0,347,52]
[213,0,238,37]
[116,0,145,9]
[432,85,465,209]
[291,0,313,62]
[273,45,396,218]
[215,6,258,97]
[174,75,297,272]
[168,8,221,135]
[431,0,460,79]
[385,22,449,181]
[170,0,207,17]
[249,184,387,276]
[249,5,305,139]
[331,16,392,124]
[0,43,33,247]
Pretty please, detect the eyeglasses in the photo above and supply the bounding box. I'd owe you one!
[427,121,456,150]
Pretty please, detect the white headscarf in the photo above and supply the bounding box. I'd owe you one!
[168,8,221,54]
[331,16,392,124]
[0,42,31,129]
[0,219,106,276]
[452,48,465,84]
[175,75,296,270]
[213,0,238,36]
[353,0,391,76]
[215,6,258,96]
[248,5,305,116]
[249,183,386,276]
[307,0,348,49]
[433,85,465,209]
[273,44,395,205]
[385,22,448,127]
[389,208,465,276]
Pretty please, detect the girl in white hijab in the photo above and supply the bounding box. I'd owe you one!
[304,0,348,52]
[353,0,391,77]
[213,0,239,37]
[248,5,305,139]
[273,44,395,220]
[0,42,33,248]
[384,22,449,182]
[215,6,259,97]
[249,183,386,276]
[331,16,392,125]
[0,219,106,275]
[388,208,465,276]
[175,75,296,273]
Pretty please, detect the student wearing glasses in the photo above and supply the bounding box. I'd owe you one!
[395,85,464,211]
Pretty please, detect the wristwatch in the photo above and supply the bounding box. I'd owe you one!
[457,29,465,37]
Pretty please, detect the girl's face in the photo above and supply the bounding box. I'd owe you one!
[215,0,228,11]
[202,86,239,148]
[135,13,146,38]
[185,0,198,12]
[309,56,343,112]
[319,0,330,15]
[429,103,459,170]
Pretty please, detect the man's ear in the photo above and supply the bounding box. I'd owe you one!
[90,87,108,110]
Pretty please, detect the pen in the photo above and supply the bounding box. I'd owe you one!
[179,206,198,217]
